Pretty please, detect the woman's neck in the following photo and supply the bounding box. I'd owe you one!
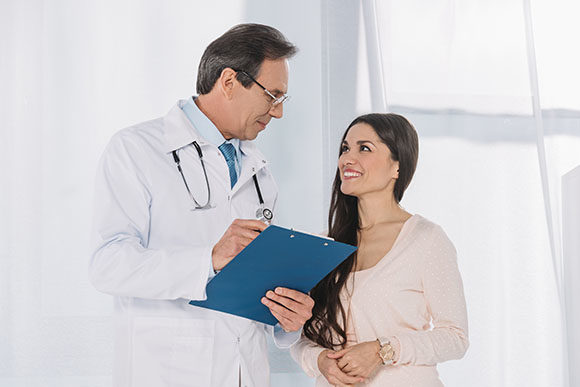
[357,192,407,229]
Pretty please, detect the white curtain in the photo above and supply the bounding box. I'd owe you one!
[2,1,579,386]
[336,0,580,386]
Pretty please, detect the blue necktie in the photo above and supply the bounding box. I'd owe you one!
[219,142,238,188]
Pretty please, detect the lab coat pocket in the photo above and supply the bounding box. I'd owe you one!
[131,317,215,387]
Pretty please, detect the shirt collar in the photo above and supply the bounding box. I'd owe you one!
[181,96,241,155]
[163,99,264,166]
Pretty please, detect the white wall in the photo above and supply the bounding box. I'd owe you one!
[0,1,323,385]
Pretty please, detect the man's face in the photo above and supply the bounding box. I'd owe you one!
[229,58,289,141]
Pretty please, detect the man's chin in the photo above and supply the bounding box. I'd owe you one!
[243,132,259,141]
[248,128,265,141]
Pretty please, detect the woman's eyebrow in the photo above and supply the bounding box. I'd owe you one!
[356,140,375,145]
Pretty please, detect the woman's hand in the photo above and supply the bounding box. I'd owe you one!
[318,349,363,386]
[327,341,383,379]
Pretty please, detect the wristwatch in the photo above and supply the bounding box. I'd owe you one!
[376,337,395,365]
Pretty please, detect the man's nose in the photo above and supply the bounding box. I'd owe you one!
[269,103,283,119]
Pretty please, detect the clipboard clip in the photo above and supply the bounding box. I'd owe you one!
[288,229,332,246]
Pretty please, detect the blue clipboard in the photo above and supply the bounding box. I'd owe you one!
[189,225,357,325]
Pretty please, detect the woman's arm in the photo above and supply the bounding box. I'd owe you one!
[290,335,326,377]
[392,224,469,366]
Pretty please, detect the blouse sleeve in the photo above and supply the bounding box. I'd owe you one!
[393,225,469,366]
[290,334,326,378]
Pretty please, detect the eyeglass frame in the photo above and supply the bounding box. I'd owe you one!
[234,69,290,107]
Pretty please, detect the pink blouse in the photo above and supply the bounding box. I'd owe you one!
[290,215,469,386]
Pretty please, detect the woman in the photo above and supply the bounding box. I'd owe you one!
[291,113,468,386]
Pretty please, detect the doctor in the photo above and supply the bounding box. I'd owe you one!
[90,24,314,387]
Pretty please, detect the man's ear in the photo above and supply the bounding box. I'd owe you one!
[218,67,237,100]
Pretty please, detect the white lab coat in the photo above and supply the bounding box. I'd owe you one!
[90,101,291,387]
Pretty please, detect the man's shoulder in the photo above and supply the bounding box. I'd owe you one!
[116,116,164,142]
[107,116,165,153]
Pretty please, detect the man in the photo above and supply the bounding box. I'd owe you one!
[90,24,314,387]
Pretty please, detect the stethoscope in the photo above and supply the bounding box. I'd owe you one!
[172,141,273,223]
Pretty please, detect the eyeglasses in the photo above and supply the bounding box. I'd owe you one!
[236,70,290,107]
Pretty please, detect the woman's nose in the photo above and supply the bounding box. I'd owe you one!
[339,154,356,167]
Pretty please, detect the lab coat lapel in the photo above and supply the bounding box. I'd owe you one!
[162,101,209,153]
[162,102,233,198]
[231,141,269,196]
[163,101,269,196]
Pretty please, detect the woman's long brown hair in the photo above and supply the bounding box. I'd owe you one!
[303,113,418,349]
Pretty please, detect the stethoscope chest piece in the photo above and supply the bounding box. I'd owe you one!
[256,207,273,222]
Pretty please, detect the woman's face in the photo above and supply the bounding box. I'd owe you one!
[338,122,399,199]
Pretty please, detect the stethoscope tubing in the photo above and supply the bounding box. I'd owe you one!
[172,141,272,220]
[172,141,212,209]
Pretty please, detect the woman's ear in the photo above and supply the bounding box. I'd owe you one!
[393,161,400,179]
[218,67,237,100]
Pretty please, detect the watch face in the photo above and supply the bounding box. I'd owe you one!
[380,344,394,362]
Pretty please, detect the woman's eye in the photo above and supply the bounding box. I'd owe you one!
[340,145,349,153]
[360,145,371,151]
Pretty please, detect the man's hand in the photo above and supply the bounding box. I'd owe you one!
[261,287,314,332]
[212,219,268,271]
[317,349,363,386]
[327,341,382,379]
